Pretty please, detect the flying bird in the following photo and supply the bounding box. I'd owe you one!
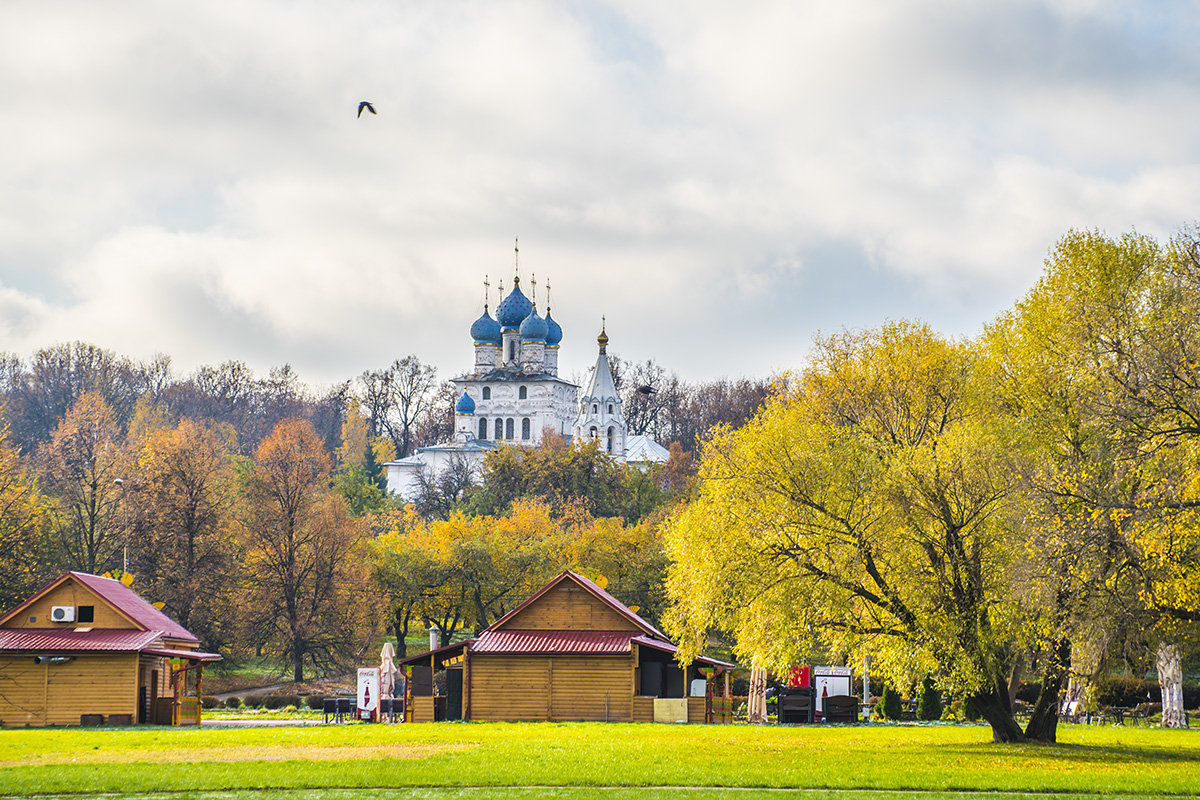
[357,101,376,118]
[637,385,656,395]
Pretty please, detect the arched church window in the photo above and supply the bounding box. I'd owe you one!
[607,426,614,453]
[607,403,613,414]
[592,404,598,414]
[519,386,527,400]
[495,418,503,439]
[590,426,597,439]
[506,418,514,439]
[508,341,515,362]
[478,418,487,439]
[482,387,491,400]
[522,418,530,440]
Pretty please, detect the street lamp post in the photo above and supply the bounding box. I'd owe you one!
[113,478,132,574]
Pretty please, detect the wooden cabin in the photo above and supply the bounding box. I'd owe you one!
[398,571,734,723]
[0,571,221,727]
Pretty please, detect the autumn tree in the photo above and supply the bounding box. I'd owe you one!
[369,506,462,657]
[466,437,669,523]
[38,392,129,573]
[357,355,439,458]
[0,342,162,453]
[664,322,1035,742]
[239,418,376,681]
[989,228,1200,729]
[0,425,51,611]
[126,419,238,648]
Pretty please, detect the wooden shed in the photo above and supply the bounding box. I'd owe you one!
[0,571,221,727]
[399,571,734,723]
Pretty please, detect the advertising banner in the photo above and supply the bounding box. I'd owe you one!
[813,665,852,713]
[357,667,380,721]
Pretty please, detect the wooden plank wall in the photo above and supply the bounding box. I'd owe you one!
[498,584,640,632]
[411,697,435,723]
[0,654,137,727]
[4,581,134,630]
[468,654,633,722]
[631,696,655,722]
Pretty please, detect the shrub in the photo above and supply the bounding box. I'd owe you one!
[881,685,903,720]
[1093,676,1199,709]
[962,695,982,721]
[200,696,218,710]
[242,695,265,709]
[223,697,242,709]
[283,705,297,713]
[263,694,301,710]
[1096,676,1154,707]
[916,676,942,721]
[305,695,325,710]
[1015,682,1041,703]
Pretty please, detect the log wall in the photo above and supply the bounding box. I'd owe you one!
[468,654,633,722]
[499,584,640,632]
[5,581,134,630]
[0,654,137,727]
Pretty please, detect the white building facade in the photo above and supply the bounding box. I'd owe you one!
[384,261,665,501]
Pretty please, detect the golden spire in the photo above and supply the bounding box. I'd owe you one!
[513,237,520,285]
[597,315,609,350]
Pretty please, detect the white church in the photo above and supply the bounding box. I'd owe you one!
[383,260,668,500]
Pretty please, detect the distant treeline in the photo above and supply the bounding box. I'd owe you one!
[0,341,778,460]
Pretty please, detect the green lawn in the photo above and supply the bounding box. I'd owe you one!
[0,721,1196,799]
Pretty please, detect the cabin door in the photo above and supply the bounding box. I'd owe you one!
[445,668,463,720]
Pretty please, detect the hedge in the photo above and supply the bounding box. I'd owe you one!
[1016,677,1199,709]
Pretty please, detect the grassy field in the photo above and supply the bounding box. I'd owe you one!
[0,721,1197,800]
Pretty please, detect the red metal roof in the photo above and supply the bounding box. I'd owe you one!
[472,629,637,655]
[0,628,163,652]
[69,571,198,643]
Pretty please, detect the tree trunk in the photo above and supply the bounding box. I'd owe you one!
[747,665,767,724]
[293,651,304,683]
[1156,642,1188,728]
[1006,655,1023,715]
[392,607,409,658]
[971,674,1025,743]
[1025,637,1070,742]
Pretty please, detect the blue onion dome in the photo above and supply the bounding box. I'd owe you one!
[496,276,533,329]
[455,390,476,415]
[470,308,501,344]
[544,310,562,346]
[520,307,548,341]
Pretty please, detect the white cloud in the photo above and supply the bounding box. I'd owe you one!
[0,0,1198,385]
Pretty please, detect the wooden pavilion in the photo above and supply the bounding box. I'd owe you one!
[0,571,221,727]
[397,571,734,723]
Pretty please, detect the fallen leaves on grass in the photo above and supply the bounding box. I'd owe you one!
[0,742,474,768]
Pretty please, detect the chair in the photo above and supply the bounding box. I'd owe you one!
[823,695,858,723]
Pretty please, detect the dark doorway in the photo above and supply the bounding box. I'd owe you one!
[446,669,463,721]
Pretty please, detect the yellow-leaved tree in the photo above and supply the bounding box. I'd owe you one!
[989,228,1200,728]
[664,322,1036,742]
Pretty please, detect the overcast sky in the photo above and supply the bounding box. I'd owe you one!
[2,1,1198,389]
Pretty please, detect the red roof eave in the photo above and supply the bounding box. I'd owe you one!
[143,648,222,662]
[472,629,636,656]
[0,628,163,653]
